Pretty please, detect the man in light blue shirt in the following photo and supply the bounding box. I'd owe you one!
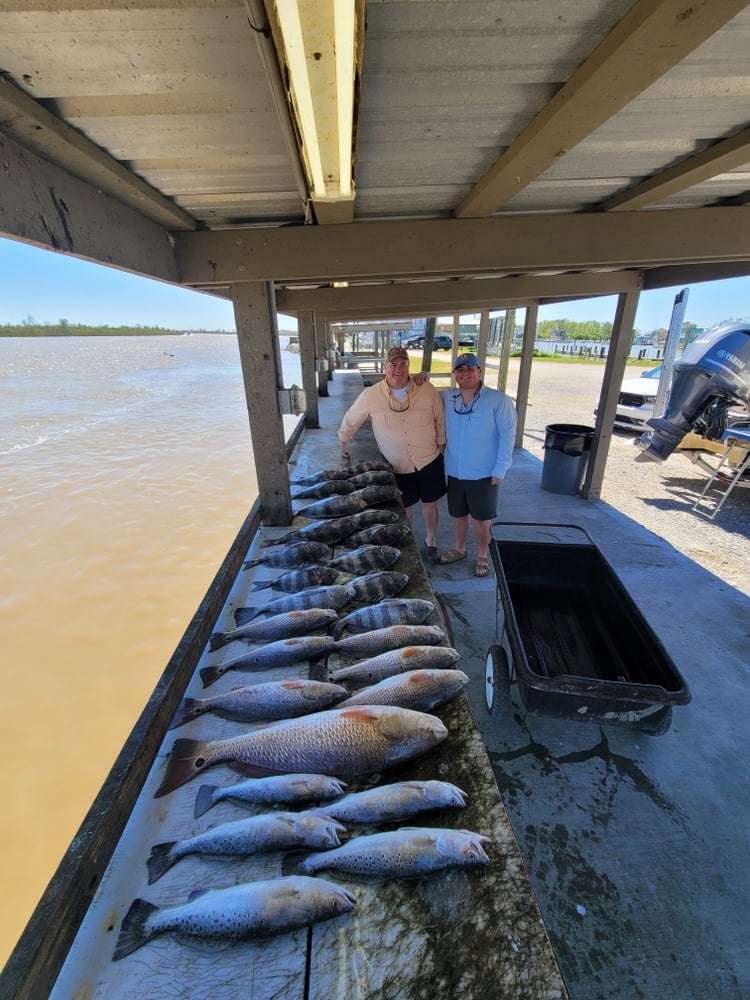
[439,354,517,576]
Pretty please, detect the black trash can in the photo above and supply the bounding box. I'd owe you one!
[541,423,595,495]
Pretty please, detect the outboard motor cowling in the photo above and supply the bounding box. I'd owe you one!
[637,323,750,462]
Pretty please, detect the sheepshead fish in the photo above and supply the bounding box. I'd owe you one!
[347,509,400,529]
[146,811,345,884]
[249,565,341,593]
[234,584,356,624]
[326,545,401,576]
[309,779,467,825]
[243,540,330,570]
[345,470,397,488]
[335,668,470,712]
[331,599,434,639]
[329,646,461,686]
[292,461,392,486]
[194,773,347,819]
[171,679,348,729]
[293,827,490,881]
[341,522,411,549]
[261,514,372,548]
[333,624,445,660]
[295,494,368,520]
[346,571,409,603]
[112,876,355,960]
[155,706,448,796]
[291,479,356,500]
[209,608,338,651]
[200,635,336,688]
[348,485,402,507]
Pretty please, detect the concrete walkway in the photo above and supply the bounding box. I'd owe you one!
[315,370,750,1000]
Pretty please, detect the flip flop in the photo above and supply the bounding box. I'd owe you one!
[439,549,467,565]
[474,557,490,577]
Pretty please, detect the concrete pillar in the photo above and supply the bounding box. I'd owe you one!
[298,311,320,428]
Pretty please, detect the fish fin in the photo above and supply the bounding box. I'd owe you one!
[234,607,260,626]
[208,632,228,651]
[112,898,158,961]
[169,698,203,730]
[146,842,178,884]
[229,761,284,779]
[154,739,210,798]
[199,665,224,688]
[194,784,218,819]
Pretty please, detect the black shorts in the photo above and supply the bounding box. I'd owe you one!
[446,475,499,521]
[395,454,447,508]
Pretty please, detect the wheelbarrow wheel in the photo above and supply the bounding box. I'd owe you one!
[485,645,511,716]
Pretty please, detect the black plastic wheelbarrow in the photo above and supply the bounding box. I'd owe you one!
[485,522,691,735]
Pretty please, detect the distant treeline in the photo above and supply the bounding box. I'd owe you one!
[535,319,614,340]
[0,322,232,337]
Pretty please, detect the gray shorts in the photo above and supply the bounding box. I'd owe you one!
[446,475,499,521]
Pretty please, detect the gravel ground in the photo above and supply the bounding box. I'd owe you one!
[494,359,750,597]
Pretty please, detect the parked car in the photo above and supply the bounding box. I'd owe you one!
[457,334,478,348]
[402,334,453,350]
[595,366,666,431]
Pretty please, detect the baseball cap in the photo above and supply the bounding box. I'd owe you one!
[386,347,409,363]
[454,352,479,370]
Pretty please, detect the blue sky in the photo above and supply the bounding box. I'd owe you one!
[1,236,748,335]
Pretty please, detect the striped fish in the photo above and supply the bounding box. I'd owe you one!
[331,599,434,639]
[326,545,401,576]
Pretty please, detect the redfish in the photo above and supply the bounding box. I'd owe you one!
[333,625,445,660]
[155,706,448,797]
[112,877,355,960]
[329,646,461,686]
[335,668,469,713]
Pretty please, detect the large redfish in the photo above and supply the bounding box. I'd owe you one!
[155,706,448,797]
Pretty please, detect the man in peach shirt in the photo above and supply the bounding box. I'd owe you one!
[338,347,446,562]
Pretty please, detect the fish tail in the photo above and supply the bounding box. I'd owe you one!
[112,898,159,961]
[146,842,179,884]
[155,738,212,797]
[208,632,228,651]
[234,607,260,626]
[242,558,261,569]
[169,698,203,730]
[250,579,272,592]
[199,664,224,688]
[193,784,218,819]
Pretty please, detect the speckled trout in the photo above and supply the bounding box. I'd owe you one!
[293,827,490,881]
[170,679,348,729]
[112,877,355,960]
[308,779,467,825]
[146,811,345,883]
[194,773,347,819]
[155,706,448,797]
[209,607,338,651]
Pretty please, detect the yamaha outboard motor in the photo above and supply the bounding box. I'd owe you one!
[637,322,750,462]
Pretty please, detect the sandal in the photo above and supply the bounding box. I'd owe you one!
[439,549,467,565]
[474,557,490,578]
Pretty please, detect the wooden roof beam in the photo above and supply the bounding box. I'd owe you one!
[455,0,749,219]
